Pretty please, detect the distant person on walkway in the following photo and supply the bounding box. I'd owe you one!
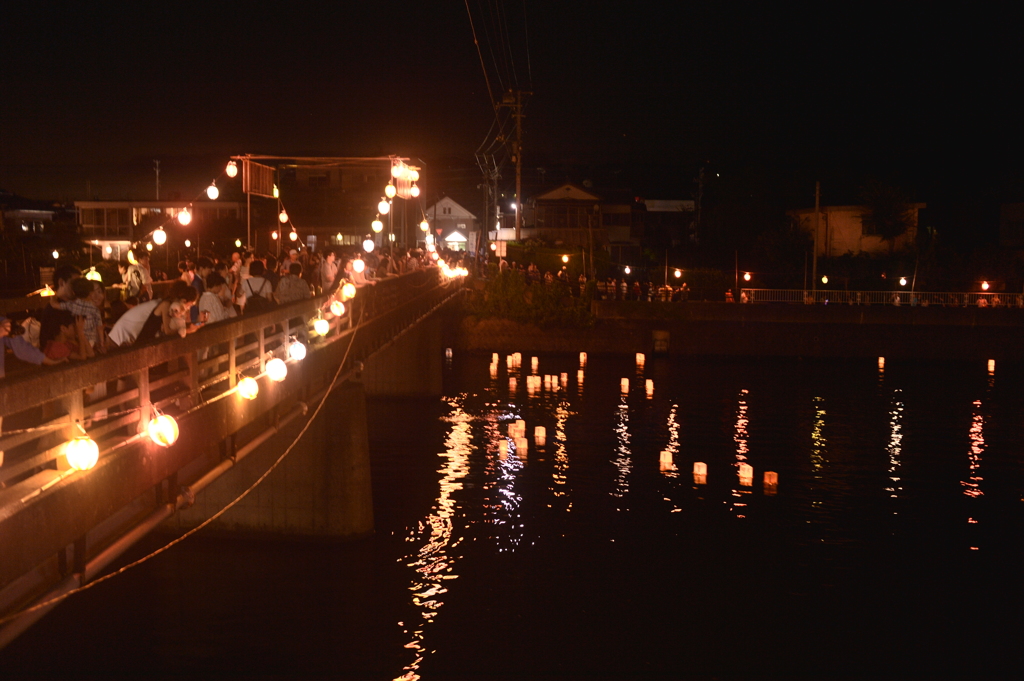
[275,263,313,304]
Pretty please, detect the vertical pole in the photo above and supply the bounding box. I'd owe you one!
[812,181,820,295]
[734,250,739,293]
[247,192,252,251]
[514,90,523,241]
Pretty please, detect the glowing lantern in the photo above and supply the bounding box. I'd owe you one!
[515,419,526,437]
[660,450,674,472]
[391,164,403,179]
[636,352,645,368]
[743,272,751,282]
[535,426,546,446]
[330,299,345,316]
[410,184,420,197]
[105,246,113,254]
[499,439,508,460]
[562,255,569,263]
[492,353,499,364]
[273,184,279,198]
[85,269,103,282]
[821,275,829,285]
[145,243,153,252]
[153,228,167,245]
[624,266,631,275]
[378,200,391,215]
[514,352,522,367]
[65,436,99,471]
[738,463,754,486]
[289,230,298,242]
[409,169,420,182]
[313,317,330,336]
[878,357,885,370]
[420,220,429,232]
[234,239,242,248]
[489,363,498,378]
[531,356,539,373]
[226,160,238,178]
[238,377,259,400]
[693,461,708,485]
[982,281,990,291]
[341,282,356,301]
[147,414,179,447]
[372,219,384,233]
[560,373,568,388]
[385,183,397,198]
[353,259,365,273]
[279,210,289,223]
[899,277,907,286]
[177,209,192,226]
[646,379,654,398]
[266,358,287,382]
[52,250,59,259]
[271,231,279,240]
[515,437,528,455]
[507,355,514,370]
[509,376,517,392]
[580,351,587,367]
[445,348,453,359]
[674,269,682,279]
[988,359,995,375]
[431,252,439,261]
[206,183,219,200]
[288,341,307,361]
[508,423,518,437]
[128,250,138,265]
[620,378,629,393]
[577,369,584,384]
[490,242,497,251]
[184,239,191,248]
[764,471,778,495]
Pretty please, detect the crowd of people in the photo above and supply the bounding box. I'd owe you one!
[1,245,471,379]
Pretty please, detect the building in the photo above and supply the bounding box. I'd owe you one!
[424,196,478,252]
[788,203,926,257]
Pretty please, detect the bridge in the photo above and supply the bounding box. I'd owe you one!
[0,268,464,647]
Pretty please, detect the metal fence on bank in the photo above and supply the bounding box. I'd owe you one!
[740,289,1024,308]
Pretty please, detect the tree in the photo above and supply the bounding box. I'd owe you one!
[859,181,915,255]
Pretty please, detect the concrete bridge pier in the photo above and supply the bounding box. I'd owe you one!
[168,380,374,539]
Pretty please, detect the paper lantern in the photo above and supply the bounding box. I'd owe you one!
[620,378,629,393]
[353,259,365,273]
[313,318,330,336]
[498,439,508,460]
[288,341,307,361]
[363,239,375,253]
[738,463,754,486]
[238,377,259,400]
[534,426,546,446]
[988,359,995,375]
[878,357,885,370]
[378,200,391,215]
[266,358,287,382]
[646,379,654,398]
[341,282,356,301]
[764,471,778,496]
[385,183,397,198]
[206,183,219,200]
[372,219,384,233]
[693,461,707,485]
[560,372,568,388]
[177,209,192,226]
[636,352,645,367]
[152,229,167,245]
[65,436,99,471]
[420,220,429,232]
[410,184,420,197]
[147,414,179,447]
[226,160,238,178]
[579,352,587,367]
[330,300,345,316]
[531,357,539,373]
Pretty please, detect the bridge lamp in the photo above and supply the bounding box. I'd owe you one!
[177,209,192,226]
[288,340,307,361]
[238,376,259,400]
[353,259,365,273]
[313,317,330,336]
[372,218,384,233]
[226,160,238,178]
[385,183,397,199]
[363,239,375,253]
[330,299,346,316]
[279,209,289,224]
[65,436,99,471]
[410,184,420,198]
[206,182,219,200]
[420,220,429,232]
[266,358,288,382]
[899,277,907,287]
[147,413,179,447]
[341,282,356,301]
[153,228,167,245]
[289,230,298,242]
[378,199,391,215]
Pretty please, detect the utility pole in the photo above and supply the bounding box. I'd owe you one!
[500,89,530,241]
[812,181,820,294]
[153,160,160,201]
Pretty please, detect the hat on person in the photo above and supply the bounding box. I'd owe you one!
[289,249,298,255]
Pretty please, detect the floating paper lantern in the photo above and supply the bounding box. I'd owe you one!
[878,357,885,370]
[445,348,453,359]
[660,450,673,472]
[764,471,778,495]
[531,357,538,373]
[577,369,584,384]
[620,378,629,393]
[515,437,528,456]
[535,426,546,446]
[499,439,508,460]
[147,414,179,447]
[266,358,287,382]
[509,377,517,392]
[560,372,568,388]
[238,377,259,400]
[65,436,99,471]
[579,351,587,367]
[646,379,654,398]
[636,352,645,368]
[492,353,499,364]
[693,461,707,485]
[489,363,498,378]
[738,463,754,486]
[988,359,995,375]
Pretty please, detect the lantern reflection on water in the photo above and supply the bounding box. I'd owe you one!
[764,471,779,495]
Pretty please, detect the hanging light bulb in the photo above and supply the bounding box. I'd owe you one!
[341,282,356,301]
[234,239,242,248]
[206,182,219,200]
[226,160,238,178]
[314,317,330,336]
[674,269,682,278]
[743,272,751,282]
[147,413,179,447]
[409,169,420,182]
[52,250,59,259]
[410,184,420,197]
[378,199,391,215]
[562,255,569,263]
[85,268,102,282]
[289,230,298,242]
[420,219,429,232]
[385,183,397,199]
[279,209,289,223]
[266,358,288,382]
[271,230,279,240]
[353,259,365,273]
[177,208,192,226]
[273,184,280,198]
[65,436,99,471]
[152,228,167,245]
[391,163,404,179]
[330,300,346,316]
[184,239,191,248]
[238,376,259,400]
[288,340,307,361]
[363,238,375,253]
[145,243,153,252]
[624,266,631,275]
[372,218,383,233]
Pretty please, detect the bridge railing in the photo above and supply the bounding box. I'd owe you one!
[0,268,447,491]
[741,288,1024,308]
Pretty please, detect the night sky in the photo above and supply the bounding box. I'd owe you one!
[2,3,1020,210]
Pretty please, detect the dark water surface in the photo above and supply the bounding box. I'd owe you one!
[5,353,1024,679]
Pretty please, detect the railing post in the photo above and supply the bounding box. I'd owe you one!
[228,336,237,388]
[137,366,151,435]
[258,326,266,372]
[185,350,199,406]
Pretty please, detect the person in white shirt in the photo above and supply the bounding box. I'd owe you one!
[107,298,161,347]
[197,272,236,323]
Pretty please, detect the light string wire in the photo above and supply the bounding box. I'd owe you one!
[0,303,365,629]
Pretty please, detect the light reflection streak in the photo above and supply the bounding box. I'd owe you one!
[810,396,827,475]
[396,396,472,681]
[660,404,683,512]
[962,400,985,499]
[885,390,904,503]
[552,401,571,502]
[730,390,751,519]
[611,394,632,509]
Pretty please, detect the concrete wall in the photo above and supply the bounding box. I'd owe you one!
[360,314,444,397]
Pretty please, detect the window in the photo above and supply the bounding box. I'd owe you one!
[443,206,452,215]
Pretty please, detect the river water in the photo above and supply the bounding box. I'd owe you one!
[5,353,1024,678]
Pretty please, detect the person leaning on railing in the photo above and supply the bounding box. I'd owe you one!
[1,316,68,379]
[107,281,201,348]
